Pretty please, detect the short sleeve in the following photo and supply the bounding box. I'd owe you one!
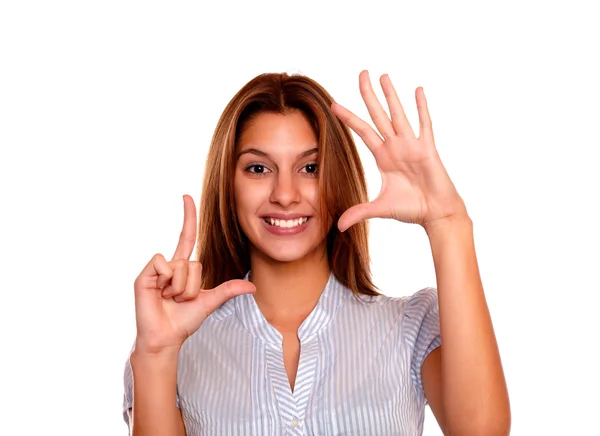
[122,343,181,429]
[403,287,442,397]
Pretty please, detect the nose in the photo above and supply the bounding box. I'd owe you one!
[269,170,301,207]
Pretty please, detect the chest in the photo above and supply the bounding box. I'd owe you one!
[178,325,421,435]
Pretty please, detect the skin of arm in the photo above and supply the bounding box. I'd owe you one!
[129,347,186,436]
[421,215,511,436]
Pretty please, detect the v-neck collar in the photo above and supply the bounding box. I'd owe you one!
[234,271,345,346]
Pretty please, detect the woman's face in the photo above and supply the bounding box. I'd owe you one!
[234,111,329,263]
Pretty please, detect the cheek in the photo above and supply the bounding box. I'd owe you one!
[233,176,249,223]
[300,181,320,211]
[234,176,265,218]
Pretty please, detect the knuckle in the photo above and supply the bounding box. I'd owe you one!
[171,280,184,293]
[170,259,189,272]
[222,281,235,296]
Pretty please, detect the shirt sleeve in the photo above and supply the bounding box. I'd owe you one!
[403,287,442,400]
[122,343,181,429]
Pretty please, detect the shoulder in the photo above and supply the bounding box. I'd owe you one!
[400,287,440,341]
[400,287,441,363]
[402,287,439,320]
[343,285,438,318]
[341,286,440,345]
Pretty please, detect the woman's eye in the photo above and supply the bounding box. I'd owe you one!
[245,164,270,174]
[301,163,318,174]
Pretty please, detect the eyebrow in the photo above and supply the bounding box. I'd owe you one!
[236,147,318,161]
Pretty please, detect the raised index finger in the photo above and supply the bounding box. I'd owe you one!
[172,194,198,261]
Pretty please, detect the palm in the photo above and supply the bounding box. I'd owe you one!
[162,292,210,339]
[372,172,427,225]
[135,273,212,345]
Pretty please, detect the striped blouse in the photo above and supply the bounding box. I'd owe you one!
[122,272,442,435]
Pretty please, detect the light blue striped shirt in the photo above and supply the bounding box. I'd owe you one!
[123,272,441,435]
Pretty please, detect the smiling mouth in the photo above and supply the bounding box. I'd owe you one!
[263,217,310,228]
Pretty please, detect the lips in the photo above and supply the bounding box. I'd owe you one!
[260,213,310,220]
[260,215,311,236]
[263,216,309,228]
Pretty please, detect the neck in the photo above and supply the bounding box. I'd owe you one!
[249,244,330,326]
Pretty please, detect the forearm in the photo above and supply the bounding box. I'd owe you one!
[425,216,510,435]
[130,346,185,436]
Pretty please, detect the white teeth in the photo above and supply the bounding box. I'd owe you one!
[265,217,308,228]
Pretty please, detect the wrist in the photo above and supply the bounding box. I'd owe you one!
[132,339,182,358]
[130,346,180,374]
[423,213,473,240]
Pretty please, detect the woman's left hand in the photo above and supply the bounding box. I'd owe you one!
[332,70,469,233]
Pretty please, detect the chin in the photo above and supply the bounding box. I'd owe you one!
[257,244,317,263]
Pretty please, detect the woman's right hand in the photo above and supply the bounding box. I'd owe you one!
[133,194,256,354]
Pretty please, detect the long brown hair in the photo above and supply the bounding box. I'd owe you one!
[196,72,380,298]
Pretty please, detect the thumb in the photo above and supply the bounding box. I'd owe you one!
[337,202,379,232]
[203,279,256,313]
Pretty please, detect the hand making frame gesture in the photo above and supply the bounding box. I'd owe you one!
[133,195,256,353]
[332,71,468,233]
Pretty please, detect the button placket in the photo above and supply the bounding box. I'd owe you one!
[265,346,301,434]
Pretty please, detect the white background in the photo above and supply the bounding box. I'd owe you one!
[1,1,598,434]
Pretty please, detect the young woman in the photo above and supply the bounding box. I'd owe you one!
[123,71,511,435]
